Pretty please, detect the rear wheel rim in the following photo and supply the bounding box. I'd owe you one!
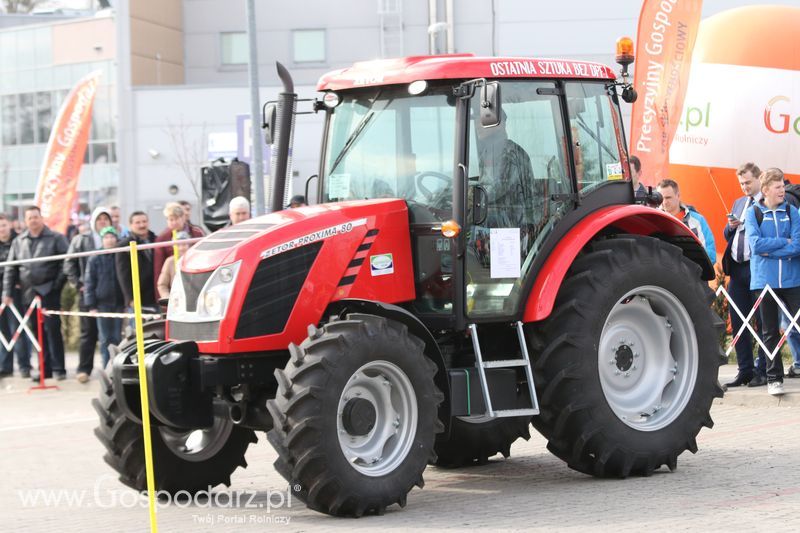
[159,415,234,462]
[598,285,698,431]
[337,360,418,477]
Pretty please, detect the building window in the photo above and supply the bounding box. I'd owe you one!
[292,29,325,63]
[18,93,34,144]
[1,95,17,146]
[220,32,248,65]
[35,91,52,144]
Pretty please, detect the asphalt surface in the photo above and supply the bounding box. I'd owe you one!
[1,358,799,532]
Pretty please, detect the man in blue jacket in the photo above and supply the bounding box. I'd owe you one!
[745,168,800,396]
[657,179,716,262]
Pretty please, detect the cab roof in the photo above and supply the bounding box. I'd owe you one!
[316,53,617,91]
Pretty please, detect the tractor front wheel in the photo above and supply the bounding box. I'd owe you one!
[267,314,444,517]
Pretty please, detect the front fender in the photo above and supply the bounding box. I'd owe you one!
[522,205,713,323]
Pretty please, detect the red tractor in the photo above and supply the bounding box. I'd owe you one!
[94,45,724,517]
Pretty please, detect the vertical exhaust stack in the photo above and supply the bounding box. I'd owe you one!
[269,62,297,212]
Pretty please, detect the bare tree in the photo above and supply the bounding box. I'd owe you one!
[1,0,42,13]
[163,116,208,205]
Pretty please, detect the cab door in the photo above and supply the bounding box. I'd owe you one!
[463,81,572,319]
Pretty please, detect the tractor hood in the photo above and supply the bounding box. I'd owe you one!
[170,198,416,353]
[181,198,408,273]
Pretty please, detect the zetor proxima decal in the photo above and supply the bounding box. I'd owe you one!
[261,218,367,259]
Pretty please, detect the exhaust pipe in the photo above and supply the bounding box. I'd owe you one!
[269,62,297,212]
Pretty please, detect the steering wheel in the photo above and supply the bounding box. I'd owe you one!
[415,171,452,202]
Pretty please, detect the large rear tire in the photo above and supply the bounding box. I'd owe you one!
[529,235,725,477]
[267,314,444,517]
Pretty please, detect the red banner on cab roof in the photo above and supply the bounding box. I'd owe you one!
[630,0,703,186]
[34,70,102,234]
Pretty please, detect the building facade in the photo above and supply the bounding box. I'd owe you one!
[0,0,790,229]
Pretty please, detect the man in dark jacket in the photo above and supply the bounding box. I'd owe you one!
[0,214,32,378]
[722,163,768,388]
[2,206,69,380]
[115,211,158,311]
[64,206,112,382]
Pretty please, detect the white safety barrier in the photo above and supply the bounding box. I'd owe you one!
[715,284,800,361]
[0,297,41,352]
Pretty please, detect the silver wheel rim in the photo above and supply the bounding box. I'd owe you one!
[598,286,698,431]
[337,360,418,477]
[159,414,234,462]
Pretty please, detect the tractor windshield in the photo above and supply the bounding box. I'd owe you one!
[322,86,456,221]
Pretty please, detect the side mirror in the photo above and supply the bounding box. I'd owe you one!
[471,185,488,225]
[262,102,277,145]
[480,81,501,128]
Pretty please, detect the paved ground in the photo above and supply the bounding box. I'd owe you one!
[1,358,799,532]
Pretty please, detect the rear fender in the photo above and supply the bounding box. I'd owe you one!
[522,205,713,323]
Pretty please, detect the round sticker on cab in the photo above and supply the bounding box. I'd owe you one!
[370,253,394,276]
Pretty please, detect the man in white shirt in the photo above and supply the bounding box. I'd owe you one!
[722,162,767,387]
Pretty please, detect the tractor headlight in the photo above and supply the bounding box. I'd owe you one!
[166,269,186,318]
[197,261,242,320]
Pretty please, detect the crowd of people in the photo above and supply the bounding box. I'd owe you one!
[633,156,800,397]
[0,195,261,383]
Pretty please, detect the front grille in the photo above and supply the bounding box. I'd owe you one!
[182,271,213,312]
[169,320,220,342]
[235,242,322,339]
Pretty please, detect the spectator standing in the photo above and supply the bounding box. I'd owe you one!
[84,227,124,372]
[629,155,647,200]
[745,168,800,396]
[656,179,717,262]
[2,206,68,381]
[157,231,191,299]
[721,163,768,387]
[116,211,158,312]
[287,195,307,209]
[64,206,112,383]
[0,214,32,378]
[178,200,194,223]
[153,203,205,289]
[228,196,251,226]
[109,205,129,239]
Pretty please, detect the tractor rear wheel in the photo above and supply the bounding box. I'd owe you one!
[433,414,531,467]
[267,314,444,517]
[529,235,725,478]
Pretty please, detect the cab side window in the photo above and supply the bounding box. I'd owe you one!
[565,82,625,194]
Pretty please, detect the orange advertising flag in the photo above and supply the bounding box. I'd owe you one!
[34,70,102,234]
[630,0,703,186]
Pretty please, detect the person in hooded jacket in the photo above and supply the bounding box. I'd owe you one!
[64,206,112,382]
[84,226,124,371]
[745,168,800,397]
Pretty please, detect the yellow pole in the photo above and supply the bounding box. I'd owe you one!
[129,241,159,533]
[172,229,178,270]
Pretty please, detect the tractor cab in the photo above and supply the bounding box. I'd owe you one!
[303,55,633,329]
